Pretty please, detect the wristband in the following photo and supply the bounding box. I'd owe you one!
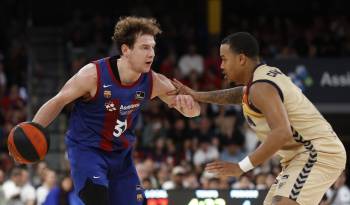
[238,156,254,172]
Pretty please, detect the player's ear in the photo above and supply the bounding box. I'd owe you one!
[238,53,247,66]
[121,44,130,57]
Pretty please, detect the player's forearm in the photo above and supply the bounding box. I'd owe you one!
[249,127,291,167]
[192,86,243,105]
[32,96,66,127]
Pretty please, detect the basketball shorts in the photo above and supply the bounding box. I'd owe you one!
[264,151,346,205]
[67,144,144,205]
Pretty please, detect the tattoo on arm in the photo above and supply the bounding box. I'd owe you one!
[193,86,243,105]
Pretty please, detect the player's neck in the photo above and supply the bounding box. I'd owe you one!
[244,59,262,85]
[117,57,142,85]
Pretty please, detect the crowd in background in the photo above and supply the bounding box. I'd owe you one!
[0,4,350,205]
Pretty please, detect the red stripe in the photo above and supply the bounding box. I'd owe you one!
[99,99,120,151]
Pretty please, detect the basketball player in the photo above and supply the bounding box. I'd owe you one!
[171,32,346,205]
[14,17,201,205]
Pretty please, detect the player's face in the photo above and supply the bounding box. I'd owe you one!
[220,44,246,84]
[127,34,155,73]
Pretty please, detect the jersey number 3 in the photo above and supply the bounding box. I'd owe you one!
[113,119,127,138]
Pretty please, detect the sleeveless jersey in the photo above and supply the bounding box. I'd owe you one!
[66,56,153,151]
[242,64,346,167]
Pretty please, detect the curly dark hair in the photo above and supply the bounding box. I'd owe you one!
[112,16,162,54]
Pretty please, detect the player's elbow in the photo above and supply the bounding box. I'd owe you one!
[278,126,293,143]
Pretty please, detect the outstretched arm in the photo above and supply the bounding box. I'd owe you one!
[151,72,200,117]
[33,63,97,127]
[170,79,244,105]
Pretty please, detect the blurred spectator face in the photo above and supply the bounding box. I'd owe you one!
[184,173,199,189]
[255,173,267,190]
[155,137,165,150]
[61,177,73,192]
[174,119,185,131]
[157,165,169,184]
[219,44,245,84]
[37,161,48,176]
[227,144,240,155]
[44,169,57,188]
[0,169,4,184]
[199,117,211,133]
[142,178,152,189]
[21,169,30,185]
[143,158,155,173]
[208,178,220,189]
[172,166,186,187]
[123,34,155,73]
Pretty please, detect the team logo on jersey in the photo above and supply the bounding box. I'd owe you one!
[105,101,117,112]
[120,103,140,115]
[104,90,112,99]
[135,91,145,100]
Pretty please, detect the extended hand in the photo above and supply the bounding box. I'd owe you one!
[168,79,195,96]
[205,160,244,177]
[173,94,195,110]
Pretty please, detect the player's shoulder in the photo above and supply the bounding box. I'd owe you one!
[254,64,285,79]
[75,63,97,80]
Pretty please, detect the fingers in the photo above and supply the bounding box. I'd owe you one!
[188,97,194,110]
[166,89,179,95]
[205,161,224,172]
[175,95,195,110]
[171,78,184,89]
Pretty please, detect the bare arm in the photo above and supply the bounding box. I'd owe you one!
[248,82,292,167]
[32,63,97,127]
[151,72,200,117]
[205,82,294,177]
[192,87,243,105]
[170,79,243,105]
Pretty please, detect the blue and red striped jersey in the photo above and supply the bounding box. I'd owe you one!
[65,56,153,151]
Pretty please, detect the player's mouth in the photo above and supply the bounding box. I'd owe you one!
[145,61,153,66]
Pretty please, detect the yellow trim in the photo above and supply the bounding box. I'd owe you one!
[242,103,264,118]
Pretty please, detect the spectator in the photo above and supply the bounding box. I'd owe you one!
[232,175,255,189]
[193,137,219,167]
[178,44,204,77]
[162,166,186,190]
[219,138,246,163]
[0,169,5,205]
[36,169,57,205]
[43,176,82,205]
[2,167,35,205]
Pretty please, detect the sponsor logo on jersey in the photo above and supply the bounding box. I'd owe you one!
[120,103,140,115]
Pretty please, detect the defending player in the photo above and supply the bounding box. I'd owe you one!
[171,32,346,205]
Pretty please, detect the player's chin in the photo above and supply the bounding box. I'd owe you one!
[142,64,152,72]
